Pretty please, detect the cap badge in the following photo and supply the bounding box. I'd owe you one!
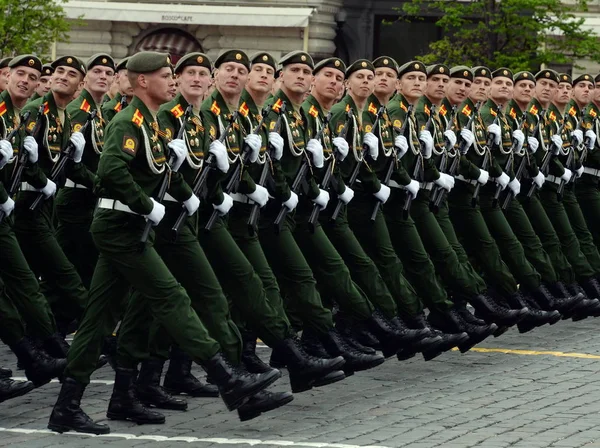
[301,55,307,62]
[414,63,420,69]
[482,69,486,75]
[67,57,73,64]
[463,71,468,76]
[262,55,268,62]
[235,53,242,61]
[383,58,389,65]
[361,62,367,68]
[503,70,508,75]
[334,60,341,67]
[440,67,445,73]
[28,59,34,66]
[197,56,204,63]
[102,58,107,64]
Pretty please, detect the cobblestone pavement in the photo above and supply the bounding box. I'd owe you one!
[2,316,600,448]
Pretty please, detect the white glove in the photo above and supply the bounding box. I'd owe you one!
[306,139,324,168]
[406,179,419,199]
[209,140,229,173]
[0,140,12,169]
[460,129,475,152]
[527,136,539,154]
[419,130,434,158]
[533,171,545,188]
[38,179,56,198]
[373,184,391,203]
[394,135,409,158]
[283,191,298,211]
[550,134,563,154]
[561,168,573,183]
[332,137,349,161]
[494,172,510,190]
[0,197,15,217]
[512,129,525,152]
[338,186,354,204]
[576,166,584,178]
[145,198,165,226]
[69,132,85,163]
[23,136,38,164]
[477,169,489,185]
[572,129,583,146]
[168,139,186,172]
[268,132,284,161]
[508,178,521,196]
[487,124,501,145]
[244,134,262,163]
[183,194,200,216]
[247,184,269,208]
[363,132,379,160]
[435,172,455,192]
[312,189,330,210]
[585,129,597,149]
[213,193,234,216]
[444,130,457,148]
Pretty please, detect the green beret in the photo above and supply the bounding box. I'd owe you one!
[250,52,276,71]
[492,67,513,80]
[346,59,375,78]
[0,57,12,69]
[535,69,559,84]
[372,56,398,74]
[86,53,115,71]
[280,50,314,69]
[472,66,492,79]
[127,51,172,74]
[116,57,130,72]
[175,52,211,74]
[513,71,535,84]
[558,73,572,85]
[214,50,250,71]
[449,66,473,82]
[41,64,54,77]
[52,55,86,76]
[573,73,595,87]
[8,55,43,73]
[594,74,600,84]
[398,60,426,78]
[313,57,346,76]
[426,64,450,78]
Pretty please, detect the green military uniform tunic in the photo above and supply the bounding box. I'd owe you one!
[65,95,220,383]
[101,92,128,124]
[17,92,88,326]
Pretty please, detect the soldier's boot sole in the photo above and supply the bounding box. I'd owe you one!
[237,391,294,422]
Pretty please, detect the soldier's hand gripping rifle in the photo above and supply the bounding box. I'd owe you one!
[330,106,385,222]
[371,105,412,221]
[205,109,269,232]
[556,118,580,200]
[307,111,341,232]
[29,109,97,212]
[526,111,563,198]
[247,102,287,236]
[402,105,435,219]
[171,111,238,240]
[429,105,456,211]
[471,104,501,207]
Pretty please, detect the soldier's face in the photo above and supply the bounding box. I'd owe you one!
[140,67,176,104]
[446,78,471,106]
[573,81,593,105]
[374,67,397,99]
[86,66,114,96]
[118,70,134,97]
[535,79,557,105]
[215,62,248,97]
[489,77,513,104]
[426,74,449,102]
[52,66,83,97]
[178,66,211,100]
[470,77,491,102]
[35,75,52,96]
[0,68,9,90]
[247,63,275,95]
[346,69,375,100]
[555,82,572,105]
[399,71,426,103]
[282,63,312,95]
[313,68,344,101]
[513,80,535,105]
[7,67,40,102]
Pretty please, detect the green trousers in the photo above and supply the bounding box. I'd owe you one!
[346,191,423,318]
[448,183,518,297]
[575,177,600,253]
[0,278,26,345]
[65,219,220,384]
[563,186,600,275]
[539,184,596,281]
[13,192,87,323]
[0,218,56,338]
[383,189,454,312]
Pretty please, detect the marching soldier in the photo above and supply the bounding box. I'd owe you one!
[102,58,132,123]
[29,64,54,102]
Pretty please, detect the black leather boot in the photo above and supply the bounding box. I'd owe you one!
[505,292,561,333]
[237,389,294,422]
[164,347,219,397]
[454,304,498,345]
[334,312,381,350]
[202,352,281,411]
[365,310,429,357]
[469,293,528,326]
[582,277,600,301]
[400,313,445,361]
[319,329,385,373]
[10,337,66,387]
[0,367,12,378]
[106,367,166,424]
[531,283,582,317]
[427,308,492,353]
[241,332,272,374]
[48,377,110,434]
[43,333,70,359]
[0,377,34,403]
[135,359,187,410]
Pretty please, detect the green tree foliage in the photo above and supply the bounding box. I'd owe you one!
[401,0,600,70]
[0,0,72,58]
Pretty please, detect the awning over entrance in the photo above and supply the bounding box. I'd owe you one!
[64,1,315,27]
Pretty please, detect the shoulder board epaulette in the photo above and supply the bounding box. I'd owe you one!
[308,105,318,118]
[239,102,249,117]
[132,109,144,127]
[568,106,577,117]
[170,104,184,119]
[529,104,538,115]
[345,104,351,113]
[461,104,472,116]
[424,104,430,116]
[590,108,597,118]
[548,110,557,122]
[210,101,221,116]
[272,98,283,113]
[367,102,378,115]
[43,102,50,115]
[114,102,122,112]
[80,98,91,113]
[509,107,516,120]
[439,104,447,116]
[0,102,6,117]
[400,102,408,113]
[490,108,497,117]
